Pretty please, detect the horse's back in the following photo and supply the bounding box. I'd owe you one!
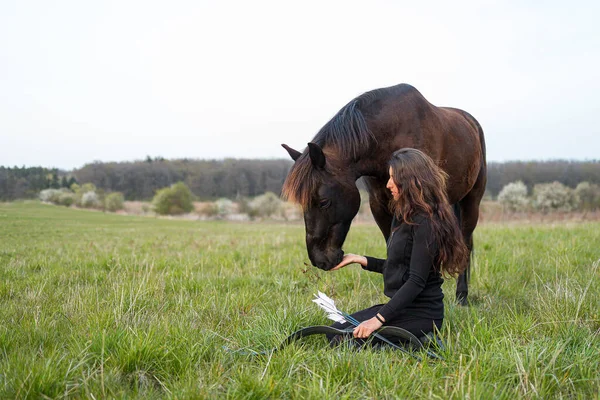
[362,85,485,202]
[434,107,485,201]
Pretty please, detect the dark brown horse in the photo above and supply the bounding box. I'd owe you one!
[281,83,486,305]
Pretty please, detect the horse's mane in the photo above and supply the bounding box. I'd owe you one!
[282,91,378,207]
[313,93,377,159]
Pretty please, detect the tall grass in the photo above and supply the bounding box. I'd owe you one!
[0,202,599,398]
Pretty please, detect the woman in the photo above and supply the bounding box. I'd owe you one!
[329,148,468,345]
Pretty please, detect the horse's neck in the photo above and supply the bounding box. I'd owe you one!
[354,154,389,182]
[326,142,389,185]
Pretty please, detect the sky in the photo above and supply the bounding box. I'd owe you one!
[1,0,599,170]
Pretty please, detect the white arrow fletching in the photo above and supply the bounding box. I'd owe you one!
[317,291,337,309]
[312,299,337,315]
[313,292,346,323]
[327,313,346,323]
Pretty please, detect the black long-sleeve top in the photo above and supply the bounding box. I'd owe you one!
[363,213,444,323]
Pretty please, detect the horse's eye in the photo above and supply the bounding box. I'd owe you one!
[319,199,331,209]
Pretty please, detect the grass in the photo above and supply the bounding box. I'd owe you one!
[1,201,599,399]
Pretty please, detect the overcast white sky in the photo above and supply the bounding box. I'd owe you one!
[1,0,598,170]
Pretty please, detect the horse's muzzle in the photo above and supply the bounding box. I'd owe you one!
[310,249,344,271]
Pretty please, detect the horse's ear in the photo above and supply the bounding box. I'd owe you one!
[307,142,326,169]
[281,144,302,161]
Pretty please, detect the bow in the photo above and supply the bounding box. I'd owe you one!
[224,325,443,361]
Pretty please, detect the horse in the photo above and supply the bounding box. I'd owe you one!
[281,83,486,305]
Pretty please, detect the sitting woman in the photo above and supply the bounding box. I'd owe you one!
[329,148,468,345]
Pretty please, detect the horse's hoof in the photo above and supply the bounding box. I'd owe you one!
[456,294,469,306]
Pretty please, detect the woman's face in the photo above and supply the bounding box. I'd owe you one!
[386,167,400,200]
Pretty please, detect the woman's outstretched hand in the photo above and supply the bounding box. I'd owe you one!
[331,254,367,271]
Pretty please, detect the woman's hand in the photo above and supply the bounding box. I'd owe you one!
[331,254,367,271]
[353,317,383,339]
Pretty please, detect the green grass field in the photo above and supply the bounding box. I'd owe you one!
[1,202,599,399]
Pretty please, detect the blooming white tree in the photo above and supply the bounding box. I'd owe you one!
[81,191,102,209]
[575,182,600,211]
[497,181,529,212]
[39,189,62,203]
[215,198,235,217]
[532,181,579,212]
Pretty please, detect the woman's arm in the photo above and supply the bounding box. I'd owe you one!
[377,219,437,321]
[362,256,385,274]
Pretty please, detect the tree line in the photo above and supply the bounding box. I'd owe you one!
[72,158,292,200]
[0,166,76,201]
[1,159,599,202]
[486,160,600,198]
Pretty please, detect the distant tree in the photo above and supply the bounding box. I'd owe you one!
[237,197,256,218]
[50,172,60,189]
[71,183,97,206]
[532,182,579,212]
[39,188,74,207]
[105,192,125,212]
[58,192,75,207]
[81,191,102,208]
[575,182,600,211]
[215,198,235,218]
[497,181,529,212]
[40,189,62,203]
[152,182,194,215]
[248,192,282,218]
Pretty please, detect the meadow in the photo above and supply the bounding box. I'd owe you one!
[1,202,599,399]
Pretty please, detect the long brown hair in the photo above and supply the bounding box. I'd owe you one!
[388,148,468,277]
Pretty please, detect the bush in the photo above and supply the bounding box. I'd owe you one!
[40,188,74,206]
[57,192,75,207]
[81,191,102,209]
[72,183,97,207]
[237,197,257,218]
[249,192,282,218]
[152,182,194,215]
[214,198,235,218]
[575,182,600,211]
[39,189,62,204]
[497,181,529,212]
[105,192,125,212]
[196,202,219,217]
[532,182,579,212]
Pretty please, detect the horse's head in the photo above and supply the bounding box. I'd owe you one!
[282,142,361,271]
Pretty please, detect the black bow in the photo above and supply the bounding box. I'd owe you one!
[225,325,444,361]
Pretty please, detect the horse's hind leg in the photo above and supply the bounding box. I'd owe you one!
[456,165,486,306]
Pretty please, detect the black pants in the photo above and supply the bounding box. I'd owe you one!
[326,304,442,346]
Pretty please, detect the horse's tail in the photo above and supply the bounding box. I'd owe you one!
[452,202,462,224]
[460,109,487,172]
[456,109,487,202]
